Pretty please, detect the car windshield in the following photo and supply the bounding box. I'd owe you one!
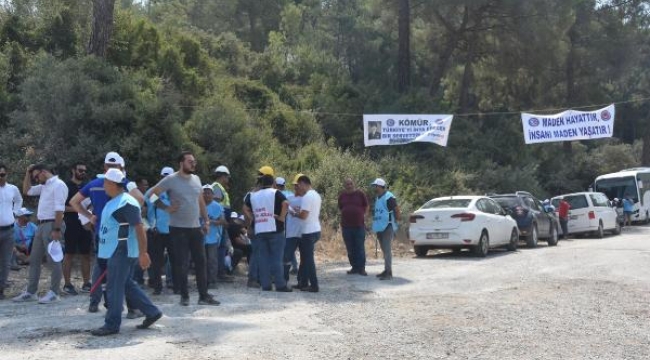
[491,196,520,209]
[421,199,471,209]
[594,176,639,202]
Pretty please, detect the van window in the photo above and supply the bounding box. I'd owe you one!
[589,193,610,207]
[565,195,589,209]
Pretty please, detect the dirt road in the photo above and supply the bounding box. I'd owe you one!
[1,226,650,360]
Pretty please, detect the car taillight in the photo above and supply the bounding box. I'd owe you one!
[410,215,424,223]
[451,213,475,222]
[588,211,595,220]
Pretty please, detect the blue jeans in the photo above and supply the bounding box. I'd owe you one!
[342,227,366,270]
[104,242,161,332]
[298,232,320,288]
[257,232,287,290]
[248,235,260,282]
[284,237,300,282]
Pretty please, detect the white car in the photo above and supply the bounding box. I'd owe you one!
[408,196,520,258]
[551,192,621,238]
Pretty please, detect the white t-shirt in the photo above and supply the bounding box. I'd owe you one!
[300,189,321,234]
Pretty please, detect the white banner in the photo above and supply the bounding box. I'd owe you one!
[363,114,454,147]
[521,104,615,144]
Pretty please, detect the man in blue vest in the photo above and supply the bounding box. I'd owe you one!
[91,168,162,336]
[371,178,400,281]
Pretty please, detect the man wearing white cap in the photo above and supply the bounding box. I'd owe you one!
[14,164,68,304]
[0,164,22,300]
[90,168,162,336]
[149,151,220,306]
[371,178,401,280]
[144,166,175,295]
[212,165,231,210]
[69,151,145,314]
[202,184,226,287]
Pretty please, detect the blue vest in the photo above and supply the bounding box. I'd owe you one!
[98,193,140,259]
[373,191,398,232]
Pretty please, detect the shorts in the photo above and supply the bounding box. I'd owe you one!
[63,216,93,255]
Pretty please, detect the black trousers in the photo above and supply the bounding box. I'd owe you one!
[149,230,175,292]
[169,227,208,299]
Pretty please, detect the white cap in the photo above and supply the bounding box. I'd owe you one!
[230,211,239,219]
[160,166,174,176]
[48,241,64,262]
[238,215,245,221]
[214,165,230,175]
[202,184,214,191]
[276,177,286,186]
[105,168,126,184]
[14,208,33,217]
[104,151,123,166]
[371,178,387,187]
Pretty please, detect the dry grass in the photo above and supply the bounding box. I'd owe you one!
[315,225,413,264]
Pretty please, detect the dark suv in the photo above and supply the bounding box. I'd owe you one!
[490,191,559,248]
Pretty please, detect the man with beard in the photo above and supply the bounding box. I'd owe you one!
[149,151,220,306]
[62,163,93,295]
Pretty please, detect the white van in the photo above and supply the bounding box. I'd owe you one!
[551,192,621,238]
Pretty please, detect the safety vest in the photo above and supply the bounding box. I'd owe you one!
[251,188,278,234]
[372,191,398,233]
[212,182,230,209]
[98,192,140,259]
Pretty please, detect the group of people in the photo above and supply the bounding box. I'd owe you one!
[0,150,402,336]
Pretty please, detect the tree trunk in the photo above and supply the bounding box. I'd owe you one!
[397,0,411,93]
[429,7,469,98]
[458,37,475,115]
[87,0,116,57]
[643,110,650,166]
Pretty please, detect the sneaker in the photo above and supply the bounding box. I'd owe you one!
[38,290,60,304]
[379,272,393,281]
[91,327,119,336]
[198,295,220,306]
[126,309,145,319]
[80,283,92,293]
[180,296,190,306]
[13,291,37,302]
[88,303,99,313]
[62,284,78,295]
[136,312,163,330]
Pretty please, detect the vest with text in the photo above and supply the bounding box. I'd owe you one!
[98,193,140,259]
[251,188,278,234]
[373,191,398,233]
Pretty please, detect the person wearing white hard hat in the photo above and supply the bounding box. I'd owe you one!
[69,151,145,314]
[0,163,22,300]
[90,168,162,336]
[212,165,231,210]
[144,166,175,295]
[14,163,68,304]
[371,178,400,281]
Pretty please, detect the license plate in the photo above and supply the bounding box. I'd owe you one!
[426,232,449,240]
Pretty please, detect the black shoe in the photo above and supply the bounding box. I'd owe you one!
[136,312,162,329]
[347,268,359,275]
[301,286,319,293]
[62,284,78,296]
[292,284,307,290]
[358,269,368,276]
[180,296,190,306]
[376,271,387,278]
[80,283,92,293]
[152,288,162,296]
[198,296,220,306]
[247,280,260,288]
[261,287,272,291]
[379,272,393,281]
[91,327,119,336]
[88,304,99,313]
[276,287,293,293]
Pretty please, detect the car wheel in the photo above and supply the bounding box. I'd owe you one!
[613,221,621,235]
[414,246,428,258]
[473,231,489,257]
[506,228,518,251]
[596,222,604,239]
[547,225,558,246]
[526,224,538,248]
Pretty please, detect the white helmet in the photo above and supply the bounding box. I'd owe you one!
[214,165,230,175]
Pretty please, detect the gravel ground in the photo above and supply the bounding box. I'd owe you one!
[1,225,650,359]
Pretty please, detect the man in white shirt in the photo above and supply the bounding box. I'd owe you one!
[0,164,23,300]
[291,174,321,293]
[13,164,68,304]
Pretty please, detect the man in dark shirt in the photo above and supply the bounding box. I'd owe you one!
[62,163,93,295]
[338,178,369,276]
[243,174,291,292]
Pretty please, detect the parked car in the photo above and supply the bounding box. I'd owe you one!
[490,191,559,248]
[550,192,621,238]
[408,196,519,258]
